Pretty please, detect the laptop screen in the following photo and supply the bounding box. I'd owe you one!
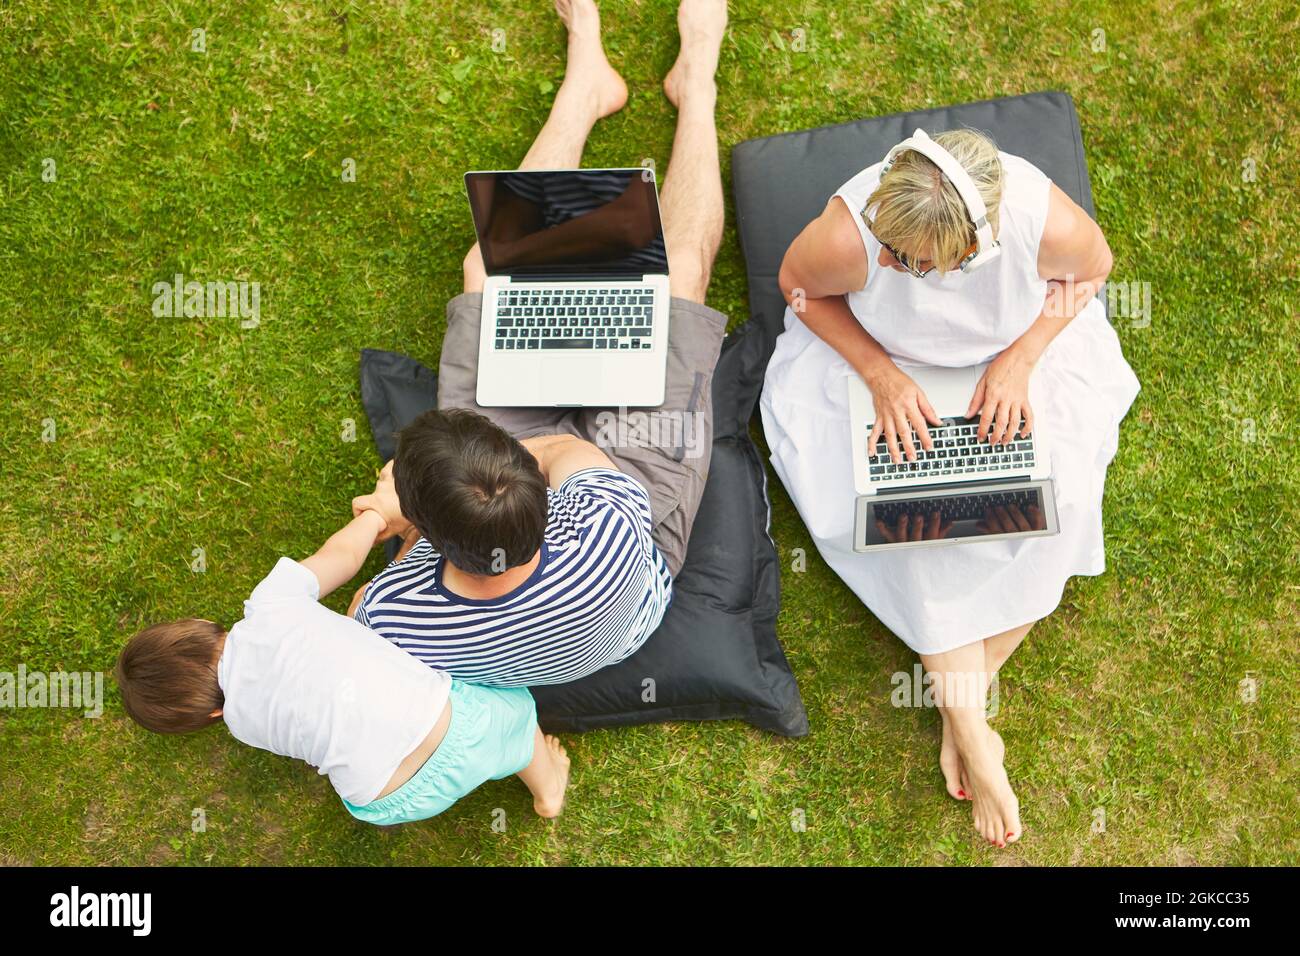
[465,169,668,279]
[860,483,1055,548]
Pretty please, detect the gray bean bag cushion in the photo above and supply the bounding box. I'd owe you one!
[730,91,1099,355]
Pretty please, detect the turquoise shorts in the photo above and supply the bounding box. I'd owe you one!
[343,680,538,826]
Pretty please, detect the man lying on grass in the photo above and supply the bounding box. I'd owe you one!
[346,0,731,687]
[113,503,570,827]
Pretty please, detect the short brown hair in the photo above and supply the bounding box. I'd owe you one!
[115,619,226,734]
[393,408,548,576]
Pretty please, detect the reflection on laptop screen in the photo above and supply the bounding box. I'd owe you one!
[466,170,668,278]
[863,486,1049,547]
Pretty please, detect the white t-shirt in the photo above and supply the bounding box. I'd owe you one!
[217,558,452,806]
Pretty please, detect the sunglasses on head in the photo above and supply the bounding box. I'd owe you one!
[865,216,978,279]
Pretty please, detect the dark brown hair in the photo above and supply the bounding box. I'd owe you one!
[115,619,226,734]
[393,408,548,576]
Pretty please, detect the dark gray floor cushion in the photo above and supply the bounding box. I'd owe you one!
[731,91,1098,352]
[358,346,809,737]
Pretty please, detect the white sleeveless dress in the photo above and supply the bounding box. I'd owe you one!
[759,152,1140,655]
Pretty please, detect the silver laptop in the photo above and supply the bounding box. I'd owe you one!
[465,168,671,407]
[847,364,1060,552]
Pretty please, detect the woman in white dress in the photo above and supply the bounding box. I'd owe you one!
[760,129,1139,847]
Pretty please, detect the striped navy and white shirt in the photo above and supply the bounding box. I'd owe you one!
[355,468,673,687]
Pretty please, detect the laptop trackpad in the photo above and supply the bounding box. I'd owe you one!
[544,357,600,405]
[908,363,986,418]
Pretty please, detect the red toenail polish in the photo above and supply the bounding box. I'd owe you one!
[957,790,965,798]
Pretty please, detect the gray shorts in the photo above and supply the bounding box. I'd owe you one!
[438,292,728,576]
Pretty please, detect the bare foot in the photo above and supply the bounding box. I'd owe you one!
[554,0,627,118]
[938,708,968,800]
[663,0,727,108]
[963,729,1021,847]
[939,710,1004,801]
[533,734,571,818]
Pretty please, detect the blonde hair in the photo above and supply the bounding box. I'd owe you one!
[865,129,1004,273]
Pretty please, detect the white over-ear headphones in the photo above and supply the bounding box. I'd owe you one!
[879,128,1002,272]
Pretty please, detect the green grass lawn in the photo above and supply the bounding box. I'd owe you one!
[1,0,1296,865]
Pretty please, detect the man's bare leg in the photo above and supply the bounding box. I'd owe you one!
[660,0,728,303]
[463,0,628,293]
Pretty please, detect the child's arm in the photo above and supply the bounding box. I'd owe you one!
[301,463,411,599]
[300,510,389,599]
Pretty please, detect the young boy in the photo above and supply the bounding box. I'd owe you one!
[113,495,570,825]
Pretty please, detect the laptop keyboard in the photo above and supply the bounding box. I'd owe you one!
[873,488,1040,524]
[868,418,1036,485]
[493,285,657,351]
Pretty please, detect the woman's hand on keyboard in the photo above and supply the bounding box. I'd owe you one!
[864,364,944,463]
[966,345,1036,446]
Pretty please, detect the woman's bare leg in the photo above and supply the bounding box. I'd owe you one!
[923,633,1026,847]
[463,0,627,293]
[937,622,1033,802]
